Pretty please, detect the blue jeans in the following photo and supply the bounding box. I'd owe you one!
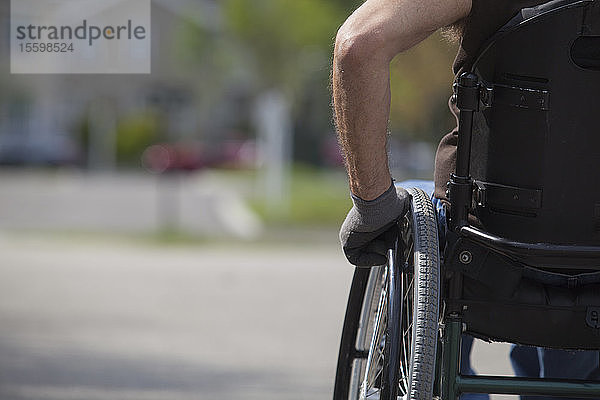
[398,180,600,400]
[510,345,600,400]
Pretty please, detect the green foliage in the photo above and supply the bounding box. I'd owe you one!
[389,33,459,142]
[250,165,351,227]
[116,113,160,165]
[220,0,460,144]
[176,16,233,81]
[178,0,462,155]
[222,0,346,90]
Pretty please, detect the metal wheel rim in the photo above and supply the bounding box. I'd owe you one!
[398,213,414,396]
[359,213,416,400]
[359,267,388,399]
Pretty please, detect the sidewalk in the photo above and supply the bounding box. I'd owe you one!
[0,169,262,238]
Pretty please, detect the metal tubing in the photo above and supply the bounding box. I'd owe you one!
[457,375,600,398]
[382,248,402,400]
[455,111,474,178]
[441,320,462,400]
[460,225,600,259]
[448,72,479,230]
[433,333,443,398]
[454,73,478,178]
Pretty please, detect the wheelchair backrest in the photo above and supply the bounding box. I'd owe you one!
[468,0,600,245]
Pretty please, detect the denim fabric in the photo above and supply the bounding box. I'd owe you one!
[510,345,600,400]
[397,179,600,400]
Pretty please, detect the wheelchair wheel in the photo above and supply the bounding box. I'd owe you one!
[333,187,440,400]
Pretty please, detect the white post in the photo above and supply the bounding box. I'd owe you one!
[254,89,292,214]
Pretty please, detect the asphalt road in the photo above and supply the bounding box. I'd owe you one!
[0,232,513,400]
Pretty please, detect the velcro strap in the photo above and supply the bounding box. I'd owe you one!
[481,84,550,111]
[474,180,543,210]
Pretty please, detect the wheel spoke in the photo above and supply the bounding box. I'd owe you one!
[400,332,409,392]
[398,254,417,395]
[362,268,388,394]
[396,270,410,395]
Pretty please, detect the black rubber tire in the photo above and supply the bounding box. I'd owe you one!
[333,187,440,400]
[405,187,441,400]
[333,266,372,399]
[332,263,401,400]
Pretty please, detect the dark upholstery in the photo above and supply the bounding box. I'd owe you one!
[468,0,600,245]
[445,0,600,349]
[446,236,600,349]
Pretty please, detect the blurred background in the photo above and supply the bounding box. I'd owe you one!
[0,0,458,237]
[0,1,511,399]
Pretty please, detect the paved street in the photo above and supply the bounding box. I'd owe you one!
[0,232,515,400]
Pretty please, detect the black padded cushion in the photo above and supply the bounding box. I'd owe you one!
[446,237,600,349]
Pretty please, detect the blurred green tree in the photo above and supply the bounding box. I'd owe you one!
[390,33,459,142]
[222,0,344,94]
[179,0,460,163]
[115,112,160,165]
[222,0,351,165]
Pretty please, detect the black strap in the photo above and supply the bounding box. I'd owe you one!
[474,180,543,210]
[480,83,550,111]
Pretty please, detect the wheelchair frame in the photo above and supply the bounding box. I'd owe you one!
[438,71,600,399]
[335,1,600,398]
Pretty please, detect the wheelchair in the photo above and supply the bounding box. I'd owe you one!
[333,1,600,398]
